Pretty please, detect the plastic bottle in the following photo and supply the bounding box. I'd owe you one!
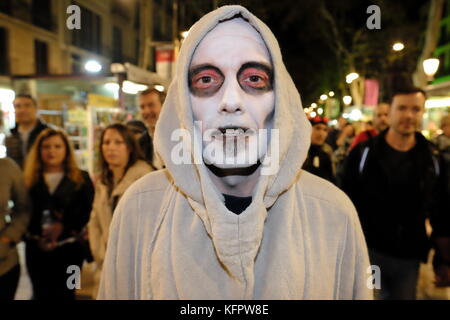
[41,209,53,232]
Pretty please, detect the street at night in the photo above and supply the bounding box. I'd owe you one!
[0,0,449,310]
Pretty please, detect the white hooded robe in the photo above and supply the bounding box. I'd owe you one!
[98,5,373,300]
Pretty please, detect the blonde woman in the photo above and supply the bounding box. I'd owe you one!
[24,128,94,300]
[88,123,151,298]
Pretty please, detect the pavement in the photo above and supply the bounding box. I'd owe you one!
[13,242,450,300]
[14,242,95,300]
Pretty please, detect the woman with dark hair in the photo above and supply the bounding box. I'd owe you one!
[88,123,151,298]
[23,128,94,300]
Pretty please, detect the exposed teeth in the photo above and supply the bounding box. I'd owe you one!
[219,127,248,134]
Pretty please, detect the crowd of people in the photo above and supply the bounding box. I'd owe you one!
[302,88,450,299]
[1,85,449,301]
[98,7,449,300]
[0,7,449,301]
[0,89,163,300]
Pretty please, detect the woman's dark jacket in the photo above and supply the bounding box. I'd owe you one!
[27,171,94,241]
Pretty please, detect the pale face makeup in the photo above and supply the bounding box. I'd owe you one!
[189,18,275,169]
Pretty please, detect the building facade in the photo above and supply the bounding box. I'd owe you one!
[0,0,216,161]
[0,0,143,79]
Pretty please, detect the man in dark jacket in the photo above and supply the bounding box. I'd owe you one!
[5,94,48,168]
[303,116,335,183]
[137,88,165,169]
[341,87,450,300]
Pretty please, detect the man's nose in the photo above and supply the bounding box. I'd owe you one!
[404,109,415,118]
[219,79,243,114]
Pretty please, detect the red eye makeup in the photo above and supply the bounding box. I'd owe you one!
[239,68,271,90]
[189,65,224,97]
[238,62,273,93]
[188,62,273,97]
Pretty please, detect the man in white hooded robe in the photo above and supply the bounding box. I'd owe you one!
[98,5,373,300]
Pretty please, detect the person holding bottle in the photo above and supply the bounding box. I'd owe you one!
[23,128,94,300]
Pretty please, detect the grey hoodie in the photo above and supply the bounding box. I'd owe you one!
[98,5,373,300]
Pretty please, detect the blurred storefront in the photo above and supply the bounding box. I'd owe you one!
[424,81,450,138]
[424,3,450,138]
[1,74,158,176]
[0,78,15,158]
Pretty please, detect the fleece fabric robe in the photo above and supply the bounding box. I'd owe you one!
[98,5,373,300]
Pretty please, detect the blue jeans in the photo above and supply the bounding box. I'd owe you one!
[369,249,420,300]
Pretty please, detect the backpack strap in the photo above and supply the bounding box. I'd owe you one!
[358,146,370,175]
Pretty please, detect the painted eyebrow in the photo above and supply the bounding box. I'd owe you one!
[188,64,224,78]
[237,62,273,80]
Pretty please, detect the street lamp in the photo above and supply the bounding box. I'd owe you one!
[392,42,405,51]
[343,95,352,105]
[423,58,440,81]
[84,60,102,73]
[346,72,359,84]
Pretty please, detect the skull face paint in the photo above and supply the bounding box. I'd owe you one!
[189,18,275,169]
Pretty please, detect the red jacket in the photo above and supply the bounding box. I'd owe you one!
[349,129,378,151]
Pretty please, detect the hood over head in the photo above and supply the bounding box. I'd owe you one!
[154,5,311,281]
[155,5,311,205]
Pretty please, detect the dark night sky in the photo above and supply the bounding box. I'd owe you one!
[217,0,432,105]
